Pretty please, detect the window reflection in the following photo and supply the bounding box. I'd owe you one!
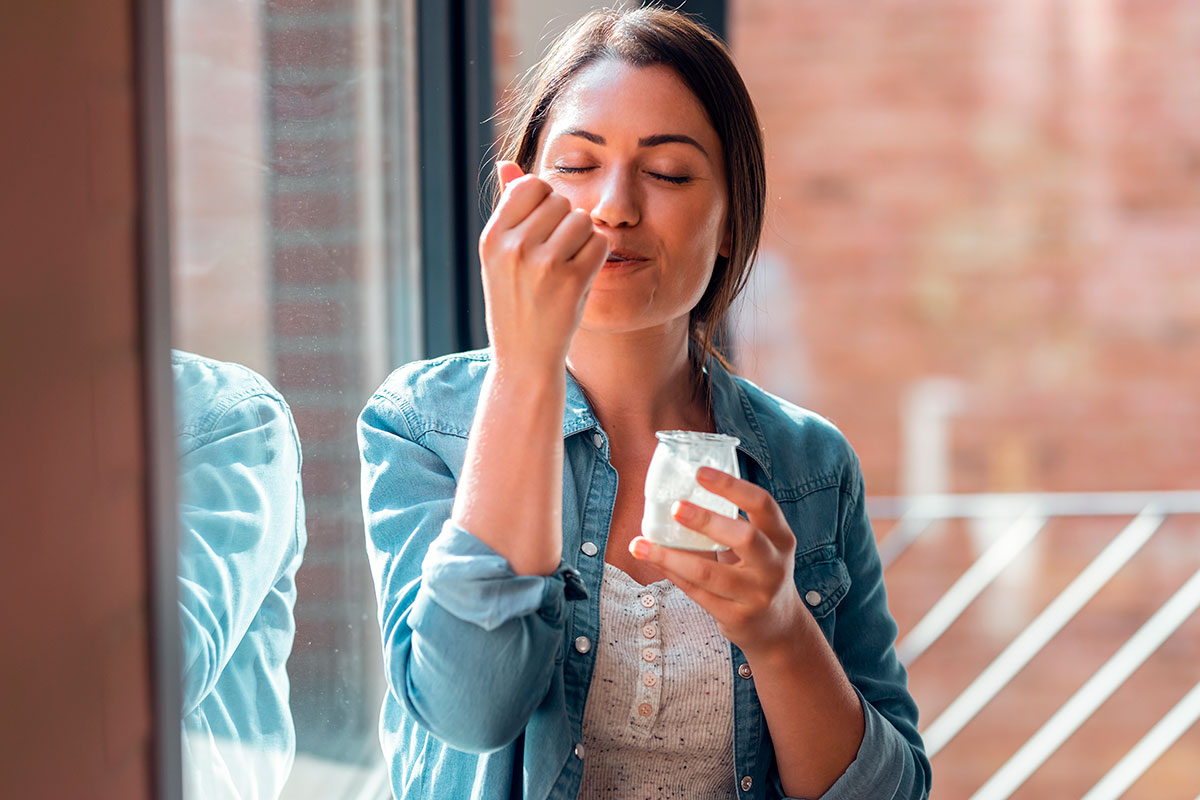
[174,351,306,798]
[168,0,419,795]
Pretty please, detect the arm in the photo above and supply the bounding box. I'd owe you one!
[358,160,606,751]
[177,392,303,714]
[359,393,585,752]
[813,464,932,800]
[453,160,608,575]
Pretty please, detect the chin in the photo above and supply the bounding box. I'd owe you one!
[579,296,690,337]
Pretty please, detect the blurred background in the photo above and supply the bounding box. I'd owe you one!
[166,0,1200,798]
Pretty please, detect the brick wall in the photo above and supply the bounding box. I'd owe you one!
[730,0,1200,496]
[0,1,153,797]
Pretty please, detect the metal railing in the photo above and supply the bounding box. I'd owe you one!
[867,491,1200,800]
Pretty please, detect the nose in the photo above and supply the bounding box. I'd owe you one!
[589,167,640,229]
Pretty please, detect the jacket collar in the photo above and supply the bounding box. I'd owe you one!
[561,357,773,480]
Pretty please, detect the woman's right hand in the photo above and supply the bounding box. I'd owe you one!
[479,161,610,371]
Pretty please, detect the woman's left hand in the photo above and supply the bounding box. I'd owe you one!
[629,466,807,656]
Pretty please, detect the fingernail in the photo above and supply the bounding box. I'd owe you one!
[629,539,650,558]
[671,500,693,521]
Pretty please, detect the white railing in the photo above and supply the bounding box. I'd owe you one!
[867,491,1200,800]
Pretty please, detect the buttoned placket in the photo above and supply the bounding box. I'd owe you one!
[630,587,664,733]
[556,371,778,799]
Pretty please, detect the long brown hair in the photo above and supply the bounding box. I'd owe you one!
[492,4,766,371]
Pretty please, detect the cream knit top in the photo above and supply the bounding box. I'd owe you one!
[578,562,736,799]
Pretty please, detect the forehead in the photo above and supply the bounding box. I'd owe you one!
[541,60,719,152]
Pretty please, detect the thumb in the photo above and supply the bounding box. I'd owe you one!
[496,160,525,192]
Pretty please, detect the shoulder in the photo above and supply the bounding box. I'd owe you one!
[731,374,862,498]
[172,350,292,441]
[363,349,492,440]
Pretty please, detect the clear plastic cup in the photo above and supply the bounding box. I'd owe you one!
[641,430,741,551]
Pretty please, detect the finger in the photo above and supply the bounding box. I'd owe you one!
[514,192,572,246]
[695,467,793,550]
[671,500,772,565]
[629,537,741,601]
[650,561,740,622]
[492,174,553,230]
[566,229,610,276]
[542,208,597,263]
[496,160,524,191]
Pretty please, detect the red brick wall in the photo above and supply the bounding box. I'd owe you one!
[730,0,1200,496]
[0,1,153,797]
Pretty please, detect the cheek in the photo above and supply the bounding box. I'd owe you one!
[675,201,726,264]
[543,180,590,212]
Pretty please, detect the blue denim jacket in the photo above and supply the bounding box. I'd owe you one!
[174,351,306,799]
[359,349,931,800]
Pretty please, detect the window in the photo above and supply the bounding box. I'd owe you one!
[168,0,421,794]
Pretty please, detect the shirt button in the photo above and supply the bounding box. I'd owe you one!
[640,594,656,609]
[574,742,585,759]
[740,775,753,792]
[738,663,753,679]
[574,636,592,654]
[641,648,658,663]
[805,589,822,607]
[642,672,657,687]
[641,622,658,639]
[637,702,654,717]
[592,432,604,448]
[580,541,599,557]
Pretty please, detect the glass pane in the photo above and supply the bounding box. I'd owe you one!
[167,0,420,795]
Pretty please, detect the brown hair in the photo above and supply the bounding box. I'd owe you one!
[492,4,766,371]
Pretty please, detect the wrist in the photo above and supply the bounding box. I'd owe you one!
[489,351,567,388]
[739,600,818,667]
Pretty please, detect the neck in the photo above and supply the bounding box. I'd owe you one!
[566,321,710,439]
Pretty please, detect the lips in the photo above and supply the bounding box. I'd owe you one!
[604,247,648,265]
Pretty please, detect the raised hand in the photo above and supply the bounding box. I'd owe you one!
[479,161,610,372]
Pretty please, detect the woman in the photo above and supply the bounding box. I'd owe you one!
[359,7,931,799]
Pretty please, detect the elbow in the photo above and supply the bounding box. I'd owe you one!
[403,684,533,754]
[435,716,525,755]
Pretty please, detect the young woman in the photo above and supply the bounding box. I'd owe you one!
[359,7,931,799]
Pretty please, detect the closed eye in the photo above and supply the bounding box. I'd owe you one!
[553,165,690,185]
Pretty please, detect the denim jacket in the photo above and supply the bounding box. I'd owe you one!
[174,351,306,799]
[358,349,931,800]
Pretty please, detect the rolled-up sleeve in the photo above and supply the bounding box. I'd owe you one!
[359,392,585,753]
[774,687,925,800]
[415,521,586,631]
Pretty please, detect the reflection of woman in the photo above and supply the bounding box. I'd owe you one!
[174,350,306,799]
[359,8,930,799]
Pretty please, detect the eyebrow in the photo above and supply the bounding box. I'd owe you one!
[559,128,710,159]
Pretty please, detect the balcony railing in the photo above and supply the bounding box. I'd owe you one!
[867,491,1200,800]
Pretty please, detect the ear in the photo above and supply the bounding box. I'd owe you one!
[718,225,732,259]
